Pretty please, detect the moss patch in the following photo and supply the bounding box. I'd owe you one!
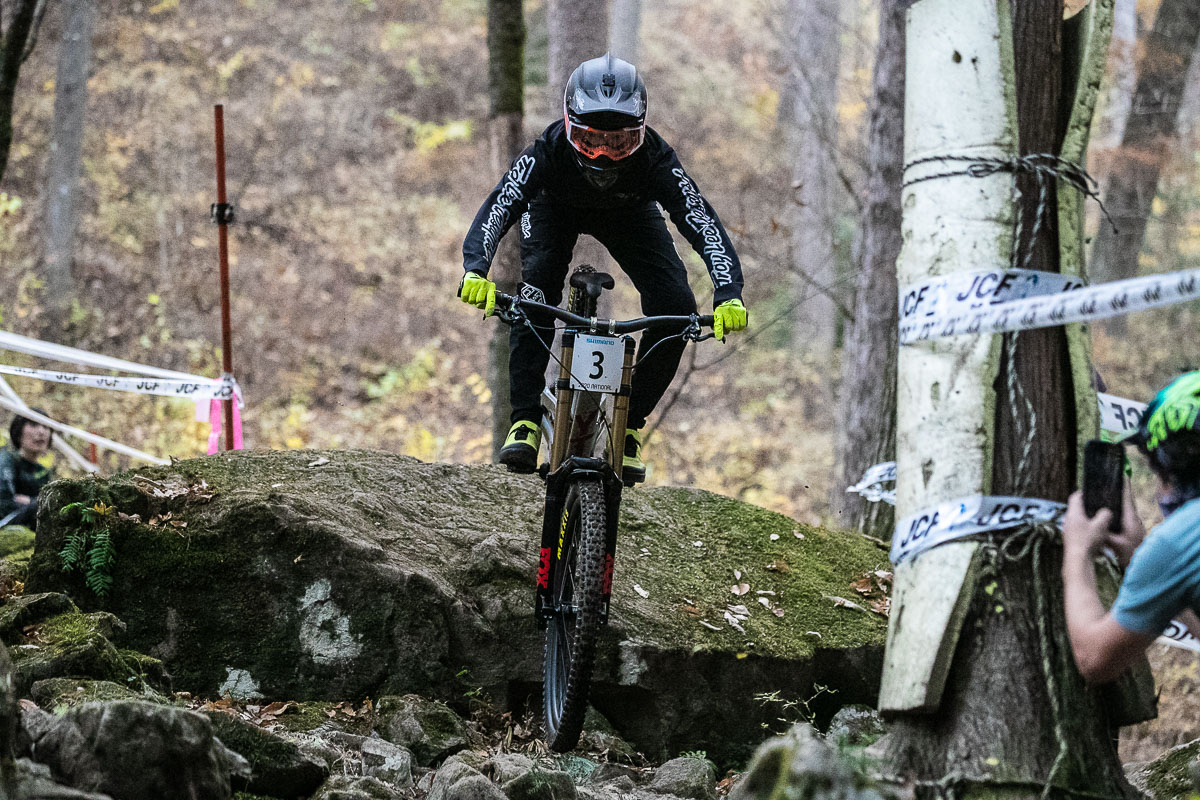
[1132,737,1200,800]
[30,677,143,712]
[0,526,35,559]
[274,700,376,736]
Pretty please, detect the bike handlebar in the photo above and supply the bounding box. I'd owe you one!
[494,292,714,334]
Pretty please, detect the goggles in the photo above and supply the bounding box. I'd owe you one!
[565,115,645,161]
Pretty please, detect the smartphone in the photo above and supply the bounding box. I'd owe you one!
[1083,440,1124,533]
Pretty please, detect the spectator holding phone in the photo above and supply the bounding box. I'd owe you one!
[0,411,54,530]
[1062,371,1200,683]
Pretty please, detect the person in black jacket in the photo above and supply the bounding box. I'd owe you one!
[459,53,748,480]
[0,411,54,529]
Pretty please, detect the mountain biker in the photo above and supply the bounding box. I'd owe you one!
[458,53,748,480]
[1062,371,1200,683]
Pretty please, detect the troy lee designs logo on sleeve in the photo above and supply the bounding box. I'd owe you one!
[481,155,536,262]
[672,168,734,286]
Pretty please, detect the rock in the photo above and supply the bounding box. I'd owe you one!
[730,724,885,800]
[1127,737,1200,799]
[376,694,467,766]
[647,757,716,800]
[26,450,888,763]
[428,759,506,800]
[30,678,144,711]
[482,752,534,785]
[588,763,639,785]
[0,592,77,642]
[826,705,885,747]
[7,611,168,695]
[503,767,577,800]
[360,737,414,789]
[311,774,402,800]
[580,708,637,762]
[202,710,328,797]
[28,700,237,799]
[0,644,17,796]
[14,757,115,799]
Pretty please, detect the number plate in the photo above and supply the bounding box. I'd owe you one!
[569,335,624,394]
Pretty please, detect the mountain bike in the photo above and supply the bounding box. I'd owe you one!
[492,266,713,752]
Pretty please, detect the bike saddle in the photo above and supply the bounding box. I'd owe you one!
[569,270,615,299]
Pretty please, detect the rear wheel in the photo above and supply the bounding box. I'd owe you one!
[543,478,607,752]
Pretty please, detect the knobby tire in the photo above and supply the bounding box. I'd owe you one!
[543,478,607,752]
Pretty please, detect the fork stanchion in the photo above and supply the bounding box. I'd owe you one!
[549,332,576,471]
[609,337,636,476]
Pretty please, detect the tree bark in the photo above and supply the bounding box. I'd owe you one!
[785,0,841,362]
[608,0,641,66]
[882,2,1141,797]
[0,0,45,186]
[547,0,608,108]
[833,0,904,536]
[1090,0,1200,286]
[44,0,97,326]
[1092,0,1137,154]
[487,0,526,457]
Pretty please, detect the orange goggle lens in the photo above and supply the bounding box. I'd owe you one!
[566,117,644,161]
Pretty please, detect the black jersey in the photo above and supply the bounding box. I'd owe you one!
[462,121,744,306]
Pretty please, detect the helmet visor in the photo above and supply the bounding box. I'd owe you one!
[566,117,644,162]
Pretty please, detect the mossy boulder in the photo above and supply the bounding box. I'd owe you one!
[30,677,144,712]
[203,711,328,798]
[8,611,164,695]
[376,694,467,767]
[0,592,78,642]
[1127,737,1200,800]
[26,450,888,763]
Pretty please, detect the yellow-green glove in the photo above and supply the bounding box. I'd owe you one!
[458,271,496,317]
[713,299,747,341]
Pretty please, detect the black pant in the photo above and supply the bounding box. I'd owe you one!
[510,199,698,430]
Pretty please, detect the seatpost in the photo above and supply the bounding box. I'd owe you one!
[608,337,637,476]
[549,331,576,471]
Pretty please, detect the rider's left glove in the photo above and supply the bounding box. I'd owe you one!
[713,299,748,341]
[458,271,497,317]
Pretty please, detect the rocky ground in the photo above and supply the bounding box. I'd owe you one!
[2,448,1198,799]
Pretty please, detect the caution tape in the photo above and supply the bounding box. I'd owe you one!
[900,268,1084,331]
[0,396,167,466]
[0,364,237,401]
[899,267,1200,344]
[846,461,897,505]
[891,494,1067,564]
[1158,619,1200,653]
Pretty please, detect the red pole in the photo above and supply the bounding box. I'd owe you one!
[213,105,235,451]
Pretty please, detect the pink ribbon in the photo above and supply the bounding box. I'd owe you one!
[207,398,243,454]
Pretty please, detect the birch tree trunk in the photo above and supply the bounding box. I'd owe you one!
[881,2,1148,795]
[44,0,96,327]
[608,0,641,66]
[487,0,526,456]
[1090,0,1200,287]
[833,0,904,536]
[785,0,841,362]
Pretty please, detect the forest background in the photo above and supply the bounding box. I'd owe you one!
[0,0,1197,532]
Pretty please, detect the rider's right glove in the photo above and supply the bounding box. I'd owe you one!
[713,299,748,342]
[458,271,497,317]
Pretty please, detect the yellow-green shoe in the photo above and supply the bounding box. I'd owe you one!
[622,429,646,485]
[500,421,541,474]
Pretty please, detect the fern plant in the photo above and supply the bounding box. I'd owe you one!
[58,502,117,599]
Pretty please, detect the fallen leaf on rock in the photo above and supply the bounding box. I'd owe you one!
[692,541,703,547]
[757,597,771,608]
[756,590,776,596]
[723,611,746,633]
[826,595,868,613]
[117,512,141,523]
[727,604,750,618]
[805,631,822,639]
[633,584,650,599]
[261,701,296,716]
[730,583,750,596]
[771,607,785,618]
[734,570,742,580]
[308,457,330,467]
[769,533,780,541]
[794,529,805,539]
[764,560,790,573]
[699,620,722,631]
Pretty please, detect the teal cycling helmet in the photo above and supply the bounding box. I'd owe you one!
[1123,370,1200,489]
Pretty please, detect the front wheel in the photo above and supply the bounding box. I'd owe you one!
[543,478,607,752]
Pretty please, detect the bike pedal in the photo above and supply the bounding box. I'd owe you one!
[537,463,550,480]
[505,462,536,475]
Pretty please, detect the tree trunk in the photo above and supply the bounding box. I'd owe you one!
[1090,0,1200,287]
[44,0,97,327]
[0,0,45,186]
[608,0,641,65]
[547,0,608,108]
[1092,0,1137,154]
[487,0,526,457]
[833,0,904,536]
[881,2,1143,797]
[785,0,841,362]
